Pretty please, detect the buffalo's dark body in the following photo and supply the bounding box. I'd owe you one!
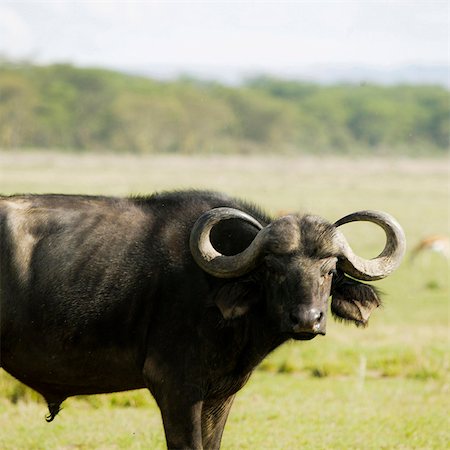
[0,192,288,448]
[0,190,386,449]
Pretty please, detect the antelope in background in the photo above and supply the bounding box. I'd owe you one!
[410,235,449,262]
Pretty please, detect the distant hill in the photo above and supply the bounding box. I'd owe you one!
[0,61,448,155]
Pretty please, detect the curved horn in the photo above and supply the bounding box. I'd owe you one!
[334,210,406,281]
[190,207,270,278]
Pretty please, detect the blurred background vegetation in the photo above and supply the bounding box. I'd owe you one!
[0,59,448,156]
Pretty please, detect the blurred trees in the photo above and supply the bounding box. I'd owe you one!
[0,61,448,154]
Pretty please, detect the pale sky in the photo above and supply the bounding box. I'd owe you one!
[1,1,448,72]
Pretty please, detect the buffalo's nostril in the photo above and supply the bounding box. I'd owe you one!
[312,311,324,332]
[314,311,324,322]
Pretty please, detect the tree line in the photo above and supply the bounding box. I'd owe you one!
[0,61,448,155]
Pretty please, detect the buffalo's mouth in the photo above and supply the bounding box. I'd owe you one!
[290,332,321,341]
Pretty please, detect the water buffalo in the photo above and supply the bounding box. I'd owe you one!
[0,190,405,449]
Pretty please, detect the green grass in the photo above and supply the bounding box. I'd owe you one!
[0,376,448,449]
[0,151,449,449]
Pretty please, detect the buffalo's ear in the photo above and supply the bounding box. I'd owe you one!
[214,281,259,319]
[331,273,382,327]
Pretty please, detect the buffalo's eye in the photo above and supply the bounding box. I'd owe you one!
[319,268,335,286]
[320,258,337,279]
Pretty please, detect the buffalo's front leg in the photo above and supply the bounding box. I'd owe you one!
[160,397,203,449]
[146,377,204,449]
[201,396,235,450]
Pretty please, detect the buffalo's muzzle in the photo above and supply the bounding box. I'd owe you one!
[289,308,326,335]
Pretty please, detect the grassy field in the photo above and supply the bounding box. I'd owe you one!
[0,151,449,449]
